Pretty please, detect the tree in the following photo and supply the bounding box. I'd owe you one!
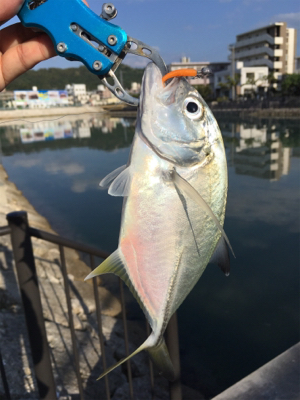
[281,74,300,96]
[194,84,213,101]
[225,73,241,99]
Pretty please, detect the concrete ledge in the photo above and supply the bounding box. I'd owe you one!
[213,343,300,400]
[0,105,105,120]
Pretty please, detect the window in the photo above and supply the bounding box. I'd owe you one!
[246,73,255,79]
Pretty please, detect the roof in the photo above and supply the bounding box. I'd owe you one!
[236,22,285,39]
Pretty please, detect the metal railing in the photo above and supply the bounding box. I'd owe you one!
[0,211,181,400]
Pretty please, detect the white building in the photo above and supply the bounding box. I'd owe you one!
[168,57,229,86]
[229,22,297,82]
[65,84,89,105]
[214,61,269,98]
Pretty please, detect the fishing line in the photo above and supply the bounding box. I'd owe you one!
[0,111,111,125]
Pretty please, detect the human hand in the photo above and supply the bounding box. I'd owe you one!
[0,0,57,91]
[0,0,89,91]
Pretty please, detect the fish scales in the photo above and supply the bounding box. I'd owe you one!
[85,62,231,380]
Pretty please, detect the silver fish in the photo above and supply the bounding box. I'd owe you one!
[85,62,233,380]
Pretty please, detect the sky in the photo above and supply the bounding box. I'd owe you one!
[4,0,300,70]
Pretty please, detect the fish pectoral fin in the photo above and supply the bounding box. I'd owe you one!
[172,169,235,257]
[147,338,176,381]
[99,165,132,197]
[99,165,127,188]
[209,236,230,276]
[108,166,132,197]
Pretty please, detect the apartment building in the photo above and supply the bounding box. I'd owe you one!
[229,22,297,81]
[168,57,229,85]
[214,61,269,98]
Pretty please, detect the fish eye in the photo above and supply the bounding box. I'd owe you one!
[183,97,203,120]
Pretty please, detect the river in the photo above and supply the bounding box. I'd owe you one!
[0,113,299,398]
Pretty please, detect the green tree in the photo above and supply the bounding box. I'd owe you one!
[194,84,213,101]
[6,64,144,91]
[281,74,300,96]
[226,73,241,99]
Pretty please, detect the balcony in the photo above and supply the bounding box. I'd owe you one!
[243,58,274,69]
[229,46,274,60]
[274,49,283,57]
[274,61,283,69]
[232,33,276,49]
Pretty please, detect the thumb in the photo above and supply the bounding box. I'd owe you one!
[0,0,24,23]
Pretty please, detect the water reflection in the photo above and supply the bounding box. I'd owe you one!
[0,114,135,155]
[220,121,296,181]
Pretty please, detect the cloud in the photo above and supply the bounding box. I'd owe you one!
[45,162,85,176]
[243,0,270,4]
[269,12,300,27]
[71,181,89,193]
[13,158,41,168]
[122,54,150,69]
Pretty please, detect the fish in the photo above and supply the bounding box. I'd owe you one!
[85,62,233,380]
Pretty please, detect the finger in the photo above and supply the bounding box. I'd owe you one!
[0,33,56,89]
[0,0,24,23]
[0,23,38,53]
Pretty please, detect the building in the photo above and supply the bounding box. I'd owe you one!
[168,57,229,86]
[229,22,297,82]
[65,84,89,105]
[13,87,68,108]
[214,61,269,98]
[295,56,300,74]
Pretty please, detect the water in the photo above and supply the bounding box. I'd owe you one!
[0,114,299,397]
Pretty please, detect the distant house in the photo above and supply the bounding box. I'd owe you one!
[168,57,229,86]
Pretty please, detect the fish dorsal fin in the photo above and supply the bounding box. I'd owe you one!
[209,237,230,276]
[85,249,153,326]
[99,165,126,189]
[172,169,235,257]
[108,167,132,197]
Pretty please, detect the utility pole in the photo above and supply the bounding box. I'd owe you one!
[229,44,235,101]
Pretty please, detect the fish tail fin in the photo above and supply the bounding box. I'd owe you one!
[147,338,176,381]
[85,251,175,381]
[96,335,175,382]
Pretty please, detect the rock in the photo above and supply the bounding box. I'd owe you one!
[111,375,169,400]
[70,280,122,317]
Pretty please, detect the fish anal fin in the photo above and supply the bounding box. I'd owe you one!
[172,169,235,258]
[100,165,126,189]
[147,338,176,381]
[209,237,230,276]
[84,249,153,326]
